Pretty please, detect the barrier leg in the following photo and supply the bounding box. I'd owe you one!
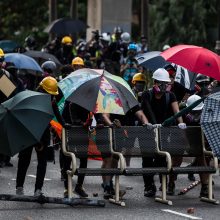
[109,176,125,206]
[155,174,172,205]
[67,172,73,198]
[201,174,219,205]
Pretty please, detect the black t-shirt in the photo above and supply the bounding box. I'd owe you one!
[62,102,90,125]
[109,105,141,126]
[141,90,177,124]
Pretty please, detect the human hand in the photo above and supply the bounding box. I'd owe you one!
[143,122,154,130]
[178,123,187,129]
[152,124,162,128]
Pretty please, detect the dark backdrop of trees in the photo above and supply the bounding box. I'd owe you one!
[0,0,219,51]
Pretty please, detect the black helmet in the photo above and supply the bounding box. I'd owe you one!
[25,35,36,48]
[196,74,210,83]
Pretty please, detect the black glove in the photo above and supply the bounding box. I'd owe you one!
[143,123,154,130]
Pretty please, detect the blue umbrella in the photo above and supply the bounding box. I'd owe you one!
[0,40,19,53]
[4,53,43,73]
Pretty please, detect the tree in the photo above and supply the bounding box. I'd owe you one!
[149,0,218,50]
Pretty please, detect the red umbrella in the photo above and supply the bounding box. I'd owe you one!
[161,45,220,80]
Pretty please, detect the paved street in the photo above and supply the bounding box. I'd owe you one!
[0,151,219,220]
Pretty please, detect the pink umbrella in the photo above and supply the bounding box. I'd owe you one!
[161,44,220,80]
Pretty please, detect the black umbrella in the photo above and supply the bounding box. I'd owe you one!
[201,92,220,159]
[0,90,54,156]
[24,50,61,66]
[44,18,88,35]
[58,69,138,115]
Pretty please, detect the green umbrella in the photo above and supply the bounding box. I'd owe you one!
[162,97,206,127]
[0,90,54,156]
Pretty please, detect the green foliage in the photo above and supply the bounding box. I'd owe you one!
[0,0,48,47]
[0,0,218,51]
[149,0,218,50]
[0,0,87,49]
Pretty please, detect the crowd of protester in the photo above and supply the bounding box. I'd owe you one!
[0,26,220,200]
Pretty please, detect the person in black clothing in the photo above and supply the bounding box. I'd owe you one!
[141,68,186,197]
[55,36,74,65]
[167,94,210,197]
[102,105,152,199]
[16,76,66,197]
[0,63,25,168]
[61,102,91,198]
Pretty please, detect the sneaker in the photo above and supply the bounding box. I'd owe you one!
[167,182,175,196]
[34,189,43,197]
[188,173,196,181]
[0,162,5,168]
[144,184,156,197]
[103,185,113,199]
[63,189,69,198]
[200,184,208,198]
[74,185,88,198]
[61,173,65,181]
[5,162,13,167]
[16,187,24,195]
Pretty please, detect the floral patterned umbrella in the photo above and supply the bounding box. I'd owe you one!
[58,68,138,115]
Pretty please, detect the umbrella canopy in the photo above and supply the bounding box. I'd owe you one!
[4,53,43,73]
[0,40,19,53]
[135,51,168,71]
[201,92,220,159]
[136,51,196,90]
[44,18,88,35]
[161,44,220,80]
[24,50,61,66]
[0,90,54,156]
[58,68,138,115]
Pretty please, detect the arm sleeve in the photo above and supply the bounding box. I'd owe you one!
[52,98,66,126]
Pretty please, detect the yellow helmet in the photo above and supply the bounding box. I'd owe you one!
[61,36,73,45]
[132,73,147,84]
[0,48,5,57]
[39,76,59,95]
[72,57,84,66]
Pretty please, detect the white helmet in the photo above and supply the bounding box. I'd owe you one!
[121,32,131,43]
[162,44,170,51]
[152,68,171,82]
[100,33,111,42]
[186,95,204,111]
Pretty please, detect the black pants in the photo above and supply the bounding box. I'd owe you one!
[60,150,88,189]
[142,156,166,188]
[16,145,47,192]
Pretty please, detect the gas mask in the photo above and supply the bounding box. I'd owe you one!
[153,82,168,94]
[185,111,201,124]
[63,44,73,53]
[135,82,145,92]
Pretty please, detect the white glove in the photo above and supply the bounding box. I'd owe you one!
[143,123,154,130]
[152,124,162,128]
[178,123,187,129]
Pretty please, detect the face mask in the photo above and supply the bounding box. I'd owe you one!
[158,82,167,93]
[135,82,145,92]
[185,112,201,124]
[63,45,72,52]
